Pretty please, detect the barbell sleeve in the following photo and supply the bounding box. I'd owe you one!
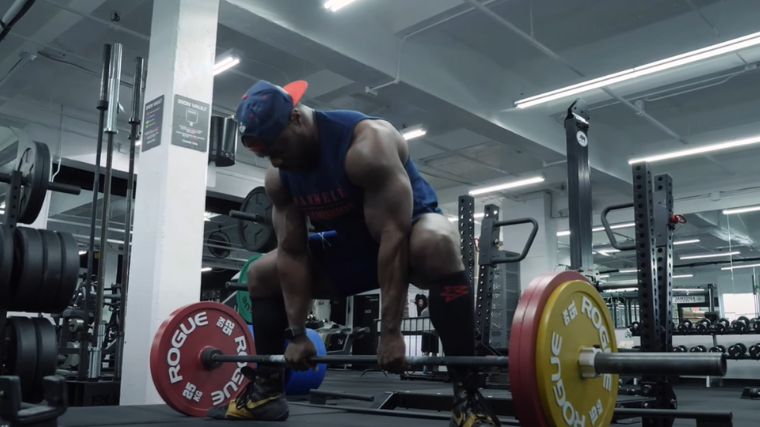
[48,181,82,195]
[582,349,726,377]
[229,209,266,223]
[0,172,81,195]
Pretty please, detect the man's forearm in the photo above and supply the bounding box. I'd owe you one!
[277,250,313,328]
[378,233,409,335]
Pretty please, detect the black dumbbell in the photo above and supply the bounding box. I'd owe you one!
[749,344,760,360]
[690,345,708,352]
[728,343,748,358]
[695,318,712,334]
[715,318,730,334]
[671,345,688,352]
[750,318,760,332]
[678,319,694,334]
[628,321,640,336]
[732,316,750,333]
[709,345,727,354]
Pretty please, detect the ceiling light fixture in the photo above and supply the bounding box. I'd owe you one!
[617,268,638,274]
[213,55,240,75]
[673,274,694,279]
[603,287,639,293]
[556,222,635,237]
[680,251,740,260]
[674,239,700,246]
[324,0,359,12]
[469,176,545,196]
[515,30,760,109]
[628,134,760,164]
[201,267,213,272]
[721,262,760,271]
[723,205,760,215]
[596,248,620,257]
[402,128,427,141]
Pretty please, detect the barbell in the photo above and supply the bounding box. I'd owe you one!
[149,271,726,426]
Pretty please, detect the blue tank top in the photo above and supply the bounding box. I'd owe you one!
[279,110,441,237]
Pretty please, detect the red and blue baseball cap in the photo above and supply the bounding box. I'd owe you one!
[235,80,308,153]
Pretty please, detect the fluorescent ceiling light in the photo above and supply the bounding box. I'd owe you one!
[723,205,760,215]
[605,280,638,286]
[78,250,87,255]
[674,288,705,292]
[324,0,359,12]
[618,268,637,274]
[469,176,545,196]
[680,251,740,260]
[402,128,426,141]
[674,239,700,246]
[673,274,694,279]
[515,30,760,109]
[628,133,760,164]
[556,222,635,237]
[595,248,620,257]
[603,287,639,293]
[721,262,760,271]
[448,213,484,222]
[201,267,213,272]
[213,56,240,75]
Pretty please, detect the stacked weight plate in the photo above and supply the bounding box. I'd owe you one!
[7,227,80,312]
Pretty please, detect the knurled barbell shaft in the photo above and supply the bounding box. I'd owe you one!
[209,354,508,367]
[207,351,726,376]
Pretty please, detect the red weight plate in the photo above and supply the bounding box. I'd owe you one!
[150,302,256,417]
[508,273,553,427]
[509,271,586,427]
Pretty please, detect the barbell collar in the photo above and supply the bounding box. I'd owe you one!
[0,172,81,195]
[590,351,726,377]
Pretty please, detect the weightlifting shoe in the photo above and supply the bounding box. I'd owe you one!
[450,373,500,427]
[207,366,289,421]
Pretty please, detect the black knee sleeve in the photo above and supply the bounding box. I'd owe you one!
[427,271,475,357]
[250,295,288,355]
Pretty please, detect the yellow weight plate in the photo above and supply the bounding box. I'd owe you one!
[535,280,618,427]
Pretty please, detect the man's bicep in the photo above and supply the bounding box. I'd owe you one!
[362,168,413,241]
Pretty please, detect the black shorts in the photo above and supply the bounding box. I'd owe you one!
[309,230,379,296]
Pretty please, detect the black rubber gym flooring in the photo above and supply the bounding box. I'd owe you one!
[60,371,758,426]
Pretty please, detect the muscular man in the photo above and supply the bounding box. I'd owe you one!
[210,81,499,427]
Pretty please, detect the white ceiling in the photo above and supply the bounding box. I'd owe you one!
[2,0,760,274]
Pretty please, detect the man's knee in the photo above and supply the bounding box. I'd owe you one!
[246,253,280,297]
[411,227,463,281]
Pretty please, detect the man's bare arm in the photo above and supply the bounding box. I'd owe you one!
[265,168,312,330]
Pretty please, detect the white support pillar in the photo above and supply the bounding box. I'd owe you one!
[120,0,219,406]
[501,193,558,292]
